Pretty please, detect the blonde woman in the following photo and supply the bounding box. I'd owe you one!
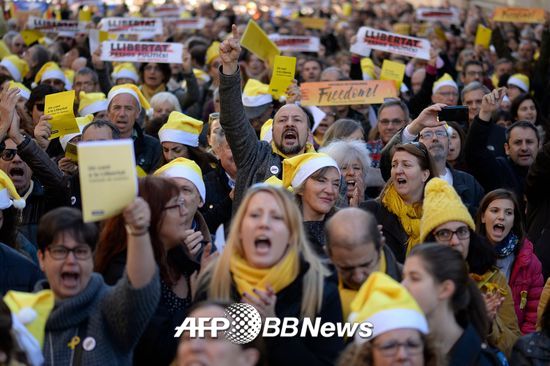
[195,184,345,365]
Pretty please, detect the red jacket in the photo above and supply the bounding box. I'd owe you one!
[510,238,544,334]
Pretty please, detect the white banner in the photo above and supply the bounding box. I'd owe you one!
[27,16,88,32]
[101,41,183,64]
[149,4,184,17]
[268,35,320,53]
[416,7,460,23]
[99,18,163,35]
[165,18,206,30]
[350,42,371,57]
[355,27,430,60]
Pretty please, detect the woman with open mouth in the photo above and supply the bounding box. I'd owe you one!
[476,189,544,335]
[282,152,341,258]
[361,142,437,263]
[194,184,345,366]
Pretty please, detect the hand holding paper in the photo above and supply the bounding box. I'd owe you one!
[45,90,78,140]
[220,25,242,75]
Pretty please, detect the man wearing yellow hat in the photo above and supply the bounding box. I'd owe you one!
[242,79,273,135]
[107,83,161,173]
[0,55,30,82]
[431,73,459,106]
[34,61,68,90]
[217,25,314,209]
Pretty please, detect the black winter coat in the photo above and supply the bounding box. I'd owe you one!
[0,243,43,295]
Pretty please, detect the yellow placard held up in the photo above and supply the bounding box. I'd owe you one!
[240,20,280,67]
[78,139,138,223]
[269,56,296,100]
[493,7,545,24]
[342,3,352,17]
[380,60,406,89]
[45,90,78,140]
[475,24,492,49]
[299,17,328,30]
[361,58,376,79]
[65,142,78,162]
[393,23,411,35]
[21,30,43,46]
[79,7,92,22]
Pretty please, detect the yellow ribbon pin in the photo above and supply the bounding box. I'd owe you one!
[68,336,81,350]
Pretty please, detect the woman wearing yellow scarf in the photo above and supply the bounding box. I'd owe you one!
[361,143,436,263]
[195,184,345,366]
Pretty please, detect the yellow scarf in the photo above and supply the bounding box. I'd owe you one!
[230,247,299,298]
[381,181,423,256]
[338,250,387,321]
[270,141,316,159]
[140,83,166,101]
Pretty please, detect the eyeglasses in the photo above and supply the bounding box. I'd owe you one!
[163,198,186,216]
[1,149,17,161]
[379,119,405,126]
[34,103,45,112]
[433,226,470,241]
[47,245,92,260]
[419,130,448,140]
[373,339,423,357]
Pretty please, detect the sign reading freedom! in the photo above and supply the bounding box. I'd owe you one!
[300,80,398,106]
[356,27,431,60]
[101,41,183,64]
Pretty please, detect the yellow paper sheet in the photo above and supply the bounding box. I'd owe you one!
[299,17,327,30]
[475,24,492,49]
[361,58,375,79]
[21,30,43,46]
[78,139,138,222]
[79,8,92,22]
[45,90,78,140]
[65,142,78,162]
[240,20,280,67]
[269,56,296,99]
[380,60,405,89]
[393,23,411,35]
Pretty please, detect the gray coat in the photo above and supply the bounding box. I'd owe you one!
[219,68,283,210]
[38,272,160,365]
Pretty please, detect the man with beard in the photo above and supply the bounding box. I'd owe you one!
[379,104,484,215]
[218,26,314,209]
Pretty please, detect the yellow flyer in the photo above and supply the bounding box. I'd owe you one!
[21,30,43,46]
[380,60,406,89]
[45,90,78,140]
[269,56,296,99]
[393,23,411,35]
[240,20,280,67]
[78,139,138,223]
[475,25,492,49]
[299,17,327,30]
[493,7,545,24]
[65,142,78,162]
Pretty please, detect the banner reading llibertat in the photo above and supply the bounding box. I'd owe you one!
[100,41,183,64]
[354,27,431,60]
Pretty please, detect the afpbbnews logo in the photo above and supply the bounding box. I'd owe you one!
[174,303,373,344]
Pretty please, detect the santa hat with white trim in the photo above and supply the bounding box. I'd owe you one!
[158,111,203,147]
[8,81,31,100]
[111,63,139,84]
[282,152,339,189]
[34,62,68,89]
[348,272,429,344]
[432,73,458,94]
[0,55,29,82]
[260,119,273,142]
[507,73,530,93]
[107,83,151,112]
[78,92,108,117]
[0,169,26,209]
[154,158,206,202]
[242,79,273,120]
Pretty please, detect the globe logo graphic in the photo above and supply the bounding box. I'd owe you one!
[224,303,263,344]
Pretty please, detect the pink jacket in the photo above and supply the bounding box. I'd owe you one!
[510,238,544,334]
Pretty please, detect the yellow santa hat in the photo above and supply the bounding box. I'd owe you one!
[0,55,30,82]
[349,272,429,344]
[3,290,55,348]
[432,73,458,94]
[111,62,139,83]
[8,81,31,100]
[0,40,11,59]
[60,114,94,151]
[507,73,530,93]
[0,170,26,209]
[206,41,220,65]
[242,79,272,107]
[158,111,203,147]
[64,69,74,90]
[154,157,205,202]
[78,92,108,117]
[419,178,475,242]
[282,152,339,189]
[107,83,151,111]
[34,61,68,89]
[260,118,273,142]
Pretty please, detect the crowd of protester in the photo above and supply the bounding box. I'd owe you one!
[1,0,550,365]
